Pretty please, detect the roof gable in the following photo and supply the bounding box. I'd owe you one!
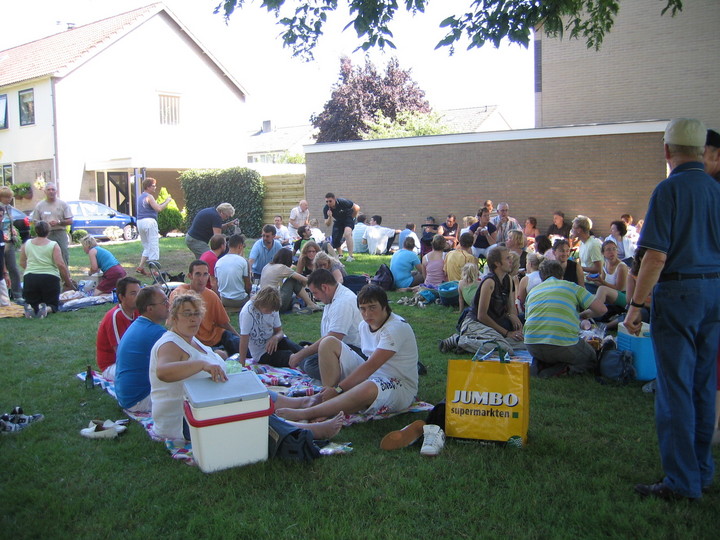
[0,2,246,96]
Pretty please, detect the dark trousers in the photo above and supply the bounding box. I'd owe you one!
[258,338,303,368]
[23,273,61,312]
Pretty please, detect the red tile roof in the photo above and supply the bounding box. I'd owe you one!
[0,3,163,87]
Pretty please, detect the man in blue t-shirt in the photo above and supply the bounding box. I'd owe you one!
[389,237,423,290]
[626,118,720,502]
[185,203,236,258]
[115,286,169,412]
[248,224,283,279]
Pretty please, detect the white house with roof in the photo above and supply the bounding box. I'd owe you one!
[0,2,248,215]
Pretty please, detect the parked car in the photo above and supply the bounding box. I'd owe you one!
[8,205,31,243]
[66,200,137,241]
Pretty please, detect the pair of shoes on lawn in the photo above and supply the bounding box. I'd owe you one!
[1,406,44,433]
[23,303,48,319]
[80,419,129,439]
[634,481,698,502]
[380,420,445,457]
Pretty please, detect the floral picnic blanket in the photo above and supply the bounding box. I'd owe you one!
[77,361,432,463]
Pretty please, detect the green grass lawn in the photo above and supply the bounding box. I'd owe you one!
[1,238,717,539]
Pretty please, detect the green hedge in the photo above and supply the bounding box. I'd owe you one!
[180,167,265,238]
[156,187,184,236]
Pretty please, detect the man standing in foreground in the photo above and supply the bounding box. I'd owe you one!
[323,192,360,262]
[625,118,720,501]
[31,183,73,266]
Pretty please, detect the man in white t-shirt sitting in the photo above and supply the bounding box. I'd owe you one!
[274,215,292,247]
[363,215,400,255]
[277,284,419,421]
[288,269,364,378]
[215,234,251,309]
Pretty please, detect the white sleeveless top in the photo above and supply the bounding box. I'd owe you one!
[149,331,226,440]
[603,260,627,287]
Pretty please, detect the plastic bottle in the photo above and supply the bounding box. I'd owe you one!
[85,365,94,389]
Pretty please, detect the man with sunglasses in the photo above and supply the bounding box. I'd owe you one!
[115,286,169,413]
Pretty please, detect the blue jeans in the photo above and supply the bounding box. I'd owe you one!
[651,278,720,498]
[216,330,240,356]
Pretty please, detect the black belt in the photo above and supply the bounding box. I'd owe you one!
[658,272,720,282]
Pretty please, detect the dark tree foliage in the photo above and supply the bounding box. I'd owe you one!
[310,56,431,142]
[215,1,684,59]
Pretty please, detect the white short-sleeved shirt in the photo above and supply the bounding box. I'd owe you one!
[363,225,396,255]
[239,300,282,361]
[321,284,362,347]
[215,253,249,301]
[359,312,418,396]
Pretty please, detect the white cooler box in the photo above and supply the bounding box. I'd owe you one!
[183,371,274,473]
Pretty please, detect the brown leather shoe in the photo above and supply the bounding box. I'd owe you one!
[634,482,697,501]
[380,420,426,450]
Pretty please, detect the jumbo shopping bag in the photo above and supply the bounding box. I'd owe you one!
[445,359,529,444]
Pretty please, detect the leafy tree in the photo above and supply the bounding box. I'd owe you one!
[215,1,684,59]
[311,56,430,142]
[362,110,451,140]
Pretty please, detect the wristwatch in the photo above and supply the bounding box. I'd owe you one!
[629,300,644,308]
[333,385,344,394]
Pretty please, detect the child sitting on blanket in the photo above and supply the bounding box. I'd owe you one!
[238,286,303,368]
[276,284,419,422]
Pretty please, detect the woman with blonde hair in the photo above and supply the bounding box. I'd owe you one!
[296,240,320,277]
[150,291,227,440]
[313,251,347,284]
[80,236,126,293]
[458,262,479,312]
[517,252,544,312]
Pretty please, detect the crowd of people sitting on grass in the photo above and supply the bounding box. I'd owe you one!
[7,184,717,452]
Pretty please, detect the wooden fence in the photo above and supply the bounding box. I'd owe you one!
[262,174,305,225]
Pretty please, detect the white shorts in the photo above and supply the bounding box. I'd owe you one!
[138,218,160,261]
[338,342,365,379]
[102,363,116,382]
[364,376,415,416]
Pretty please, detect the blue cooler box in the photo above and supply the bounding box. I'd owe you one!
[617,322,656,381]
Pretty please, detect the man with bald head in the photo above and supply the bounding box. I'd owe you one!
[288,199,309,240]
[31,182,73,265]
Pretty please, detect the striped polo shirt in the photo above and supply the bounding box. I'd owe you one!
[524,277,593,346]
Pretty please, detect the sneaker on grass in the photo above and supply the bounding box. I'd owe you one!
[420,424,445,457]
[24,304,35,319]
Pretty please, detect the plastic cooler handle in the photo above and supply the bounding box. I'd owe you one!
[183,399,276,428]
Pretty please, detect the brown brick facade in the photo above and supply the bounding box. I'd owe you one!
[537,0,720,129]
[305,130,667,235]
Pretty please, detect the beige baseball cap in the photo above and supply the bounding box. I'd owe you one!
[663,118,707,147]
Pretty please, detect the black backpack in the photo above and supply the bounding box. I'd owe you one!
[370,263,394,291]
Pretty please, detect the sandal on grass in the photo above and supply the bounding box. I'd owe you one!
[136,267,148,276]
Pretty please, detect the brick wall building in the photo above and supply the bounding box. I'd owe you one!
[305,122,667,235]
[536,0,720,128]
